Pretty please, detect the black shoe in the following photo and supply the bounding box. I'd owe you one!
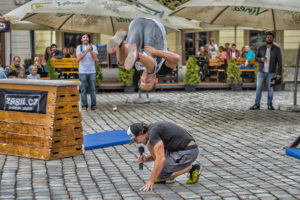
[268,105,275,110]
[249,104,260,110]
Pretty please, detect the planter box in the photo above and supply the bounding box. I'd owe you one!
[230,84,243,91]
[184,85,196,92]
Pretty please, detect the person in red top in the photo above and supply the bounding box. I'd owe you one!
[227,44,240,59]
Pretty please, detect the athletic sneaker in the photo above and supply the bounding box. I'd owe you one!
[124,44,138,71]
[154,179,166,184]
[107,29,127,54]
[186,164,203,184]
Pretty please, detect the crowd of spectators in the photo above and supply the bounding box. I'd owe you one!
[0,44,77,80]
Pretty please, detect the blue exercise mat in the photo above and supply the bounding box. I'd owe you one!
[286,149,300,160]
[84,130,130,150]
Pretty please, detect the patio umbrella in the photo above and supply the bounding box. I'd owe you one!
[170,0,300,31]
[171,0,300,109]
[4,0,200,35]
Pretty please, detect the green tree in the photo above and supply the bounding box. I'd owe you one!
[118,68,135,86]
[226,58,242,85]
[95,61,103,86]
[184,56,201,86]
[46,59,58,80]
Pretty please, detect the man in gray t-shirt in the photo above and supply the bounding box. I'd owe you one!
[127,121,202,191]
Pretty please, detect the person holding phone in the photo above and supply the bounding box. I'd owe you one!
[76,34,98,111]
[250,32,282,110]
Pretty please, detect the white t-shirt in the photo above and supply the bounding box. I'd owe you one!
[207,44,218,58]
[264,47,271,73]
[232,52,236,58]
[76,44,98,74]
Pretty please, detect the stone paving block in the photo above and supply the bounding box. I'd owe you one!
[0,91,300,199]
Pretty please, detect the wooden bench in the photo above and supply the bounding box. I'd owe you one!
[51,58,79,80]
[207,58,258,83]
[157,65,178,83]
[208,58,226,82]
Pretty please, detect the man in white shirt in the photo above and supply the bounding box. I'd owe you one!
[76,34,98,111]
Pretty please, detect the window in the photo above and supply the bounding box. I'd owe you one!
[64,33,84,48]
[249,30,266,52]
[198,32,207,47]
[184,33,194,61]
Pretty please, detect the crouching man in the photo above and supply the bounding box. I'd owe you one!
[127,121,203,191]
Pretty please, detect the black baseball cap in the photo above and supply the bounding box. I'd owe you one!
[127,123,143,144]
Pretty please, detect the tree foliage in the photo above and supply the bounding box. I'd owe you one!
[226,58,242,85]
[184,56,201,86]
[95,61,103,86]
[118,68,135,86]
[46,59,58,80]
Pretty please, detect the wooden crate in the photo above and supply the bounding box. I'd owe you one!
[0,79,83,160]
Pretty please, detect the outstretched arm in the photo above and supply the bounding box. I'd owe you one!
[144,46,180,69]
[140,140,165,191]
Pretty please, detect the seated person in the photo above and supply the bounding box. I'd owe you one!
[0,60,7,79]
[107,17,180,91]
[49,44,63,59]
[62,47,71,58]
[27,65,40,79]
[239,45,256,69]
[28,56,48,77]
[5,56,25,78]
[218,46,227,59]
[227,44,240,59]
[16,68,25,79]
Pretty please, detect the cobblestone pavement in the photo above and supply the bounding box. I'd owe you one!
[1,90,300,200]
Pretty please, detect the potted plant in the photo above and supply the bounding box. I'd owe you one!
[118,68,135,93]
[226,58,242,91]
[46,59,58,80]
[95,61,103,86]
[184,57,201,92]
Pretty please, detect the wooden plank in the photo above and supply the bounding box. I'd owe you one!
[0,132,82,148]
[0,121,52,136]
[240,69,256,72]
[54,113,81,125]
[52,134,83,148]
[0,122,82,137]
[56,85,79,92]
[0,143,83,160]
[0,84,57,92]
[50,144,83,160]
[53,123,83,137]
[0,132,52,147]
[0,110,53,125]
[56,91,80,102]
[55,102,79,114]
[0,143,51,160]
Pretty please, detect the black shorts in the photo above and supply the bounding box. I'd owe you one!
[156,61,173,76]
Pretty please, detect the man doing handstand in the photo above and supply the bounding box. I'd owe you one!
[107,17,180,91]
